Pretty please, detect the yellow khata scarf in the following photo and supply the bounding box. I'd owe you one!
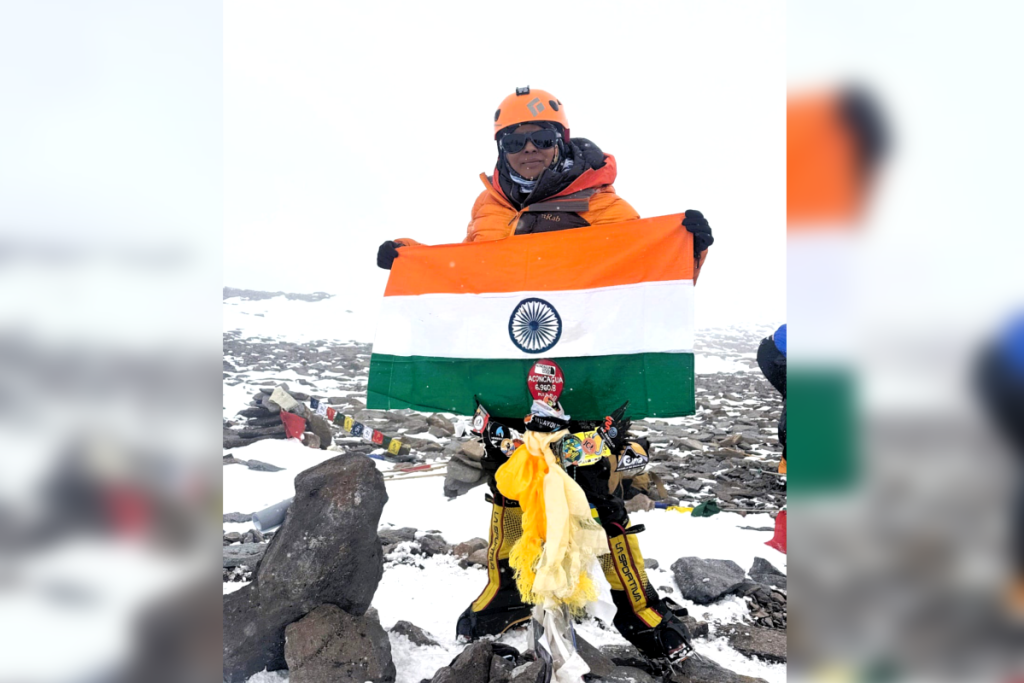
[495,430,609,613]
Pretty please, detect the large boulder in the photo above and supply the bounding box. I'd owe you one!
[671,557,747,605]
[223,454,388,682]
[726,624,787,663]
[284,604,395,683]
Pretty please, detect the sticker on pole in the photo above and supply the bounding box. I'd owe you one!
[527,359,564,406]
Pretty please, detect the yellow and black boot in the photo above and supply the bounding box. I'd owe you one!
[601,521,694,661]
[456,492,532,640]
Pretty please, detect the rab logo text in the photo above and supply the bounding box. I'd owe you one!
[527,98,545,116]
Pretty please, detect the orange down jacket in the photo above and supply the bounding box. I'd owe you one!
[397,152,708,280]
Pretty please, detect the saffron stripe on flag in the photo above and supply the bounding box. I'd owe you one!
[385,214,691,297]
[368,352,694,420]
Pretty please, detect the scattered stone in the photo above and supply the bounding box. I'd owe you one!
[644,558,660,570]
[302,432,321,449]
[726,625,787,663]
[427,414,456,435]
[379,527,417,545]
[431,642,492,683]
[307,414,333,450]
[223,543,266,568]
[390,620,440,647]
[604,667,659,683]
[678,438,707,451]
[223,455,249,466]
[668,653,768,683]
[509,660,546,683]
[671,557,747,605]
[681,615,710,639]
[247,459,284,472]
[453,538,488,558]
[415,533,450,557]
[490,653,514,683]
[223,512,252,524]
[719,434,744,447]
[462,548,488,568]
[748,557,787,590]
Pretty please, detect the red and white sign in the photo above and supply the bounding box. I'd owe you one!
[527,359,564,405]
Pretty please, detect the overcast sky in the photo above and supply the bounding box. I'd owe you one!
[224,1,785,329]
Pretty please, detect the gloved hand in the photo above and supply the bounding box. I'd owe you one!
[377,240,402,270]
[682,210,713,256]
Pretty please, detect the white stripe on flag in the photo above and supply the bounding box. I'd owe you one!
[372,280,694,360]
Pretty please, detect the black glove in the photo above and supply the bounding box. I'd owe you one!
[377,240,401,270]
[682,210,713,256]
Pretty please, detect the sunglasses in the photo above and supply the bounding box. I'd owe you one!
[500,129,560,154]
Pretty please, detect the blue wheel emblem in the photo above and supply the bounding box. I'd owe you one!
[509,298,562,354]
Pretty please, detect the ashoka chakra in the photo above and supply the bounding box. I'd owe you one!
[508,297,562,354]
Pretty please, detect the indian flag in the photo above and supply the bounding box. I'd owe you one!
[368,214,695,420]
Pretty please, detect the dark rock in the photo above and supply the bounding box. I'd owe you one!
[679,479,705,493]
[302,432,321,449]
[681,615,710,639]
[718,434,743,447]
[726,625,787,663]
[604,666,659,683]
[748,557,787,590]
[671,557,747,605]
[443,475,485,499]
[427,414,456,435]
[284,604,395,683]
[223,543,267,568]
[307,414,333,449]
[403,418,430,434]
[416,534,450,557]
[223,456,249,466]
[668,653,769,683]
[244,528,264,543]
[223,454,388,682]
[223,531,243,544]
[390,620,440,647]
[447,459,485,483]
[644,558,660,570]
[223,512,252,524]
[247,459,285,472]
[453,537,488,558]
[600,643,647,669]
[490,654,514,683]
[461,548,487,568]
[575,635,615,678]
[431,642,492,683]
[509,660,547,683]
[379,527,417,545]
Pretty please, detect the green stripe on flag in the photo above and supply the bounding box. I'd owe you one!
[788,366,859,494]
[368,353,694,420]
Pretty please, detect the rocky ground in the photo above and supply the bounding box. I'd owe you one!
[223,322,787,683]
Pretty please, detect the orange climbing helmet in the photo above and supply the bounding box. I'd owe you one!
[493,86,570,140]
